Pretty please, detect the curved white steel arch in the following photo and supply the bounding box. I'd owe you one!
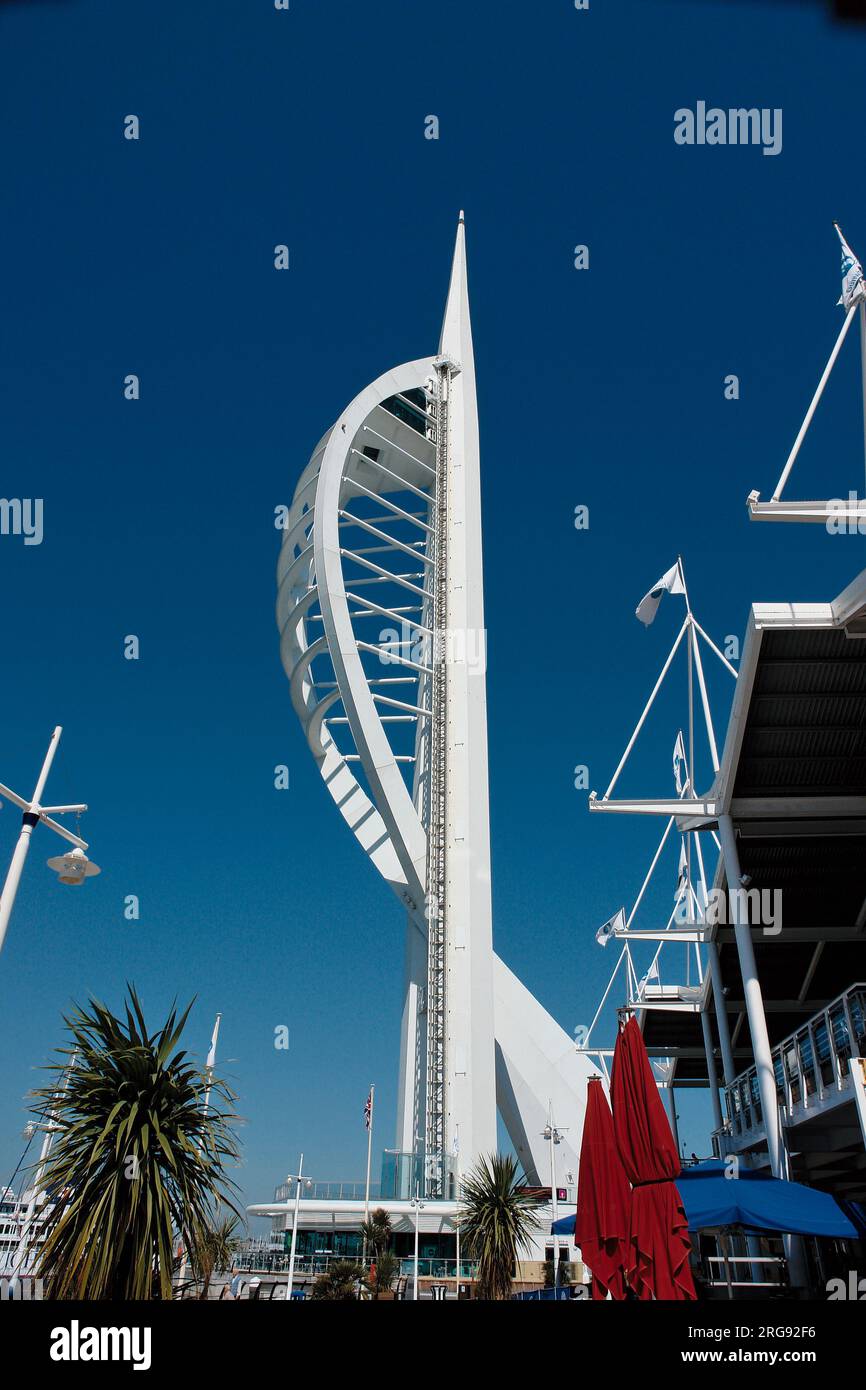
[313,360,435,910]
[276,371,435,904]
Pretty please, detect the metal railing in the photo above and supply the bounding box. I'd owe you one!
[705,1254,787,1293]
[273,1180,383,1203]
[398,1258,476,1280]
[724,983,866,1141]
[230,1250,477,1280]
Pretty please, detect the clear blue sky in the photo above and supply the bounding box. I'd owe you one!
[1,0,865,1223]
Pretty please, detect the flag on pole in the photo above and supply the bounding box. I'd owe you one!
[639,959,660,991]
[206,1014,221,1071]
[635,561,685,626]
[675,840,689,901]
[596,907,626,947]
[672,729,688,797]
[835,223,866,312]
[364,1089,373,1130]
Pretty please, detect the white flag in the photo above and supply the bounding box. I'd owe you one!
[596,907,625,947]
[835,224,866,312]
[672,730,688,797]
[639,959,660,991]
[635,561,685,626]
[675,840,689,901]
[206,1016,221,1071]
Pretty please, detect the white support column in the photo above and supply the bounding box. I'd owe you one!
[663,1086,680,1155]
[706,943,736,1087]
[717,815,781,1177]
[692,830,736,1089]
[700,1009,724,1131]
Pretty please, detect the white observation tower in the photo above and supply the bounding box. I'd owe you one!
[277,215,595,1197]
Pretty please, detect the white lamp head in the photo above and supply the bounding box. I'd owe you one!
[46,846,101,886]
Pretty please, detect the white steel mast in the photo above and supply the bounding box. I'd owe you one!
[428,215,497,1186]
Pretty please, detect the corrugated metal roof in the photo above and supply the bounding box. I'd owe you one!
[734,628,866,797]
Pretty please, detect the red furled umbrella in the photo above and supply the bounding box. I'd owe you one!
[611,1016,696,1300]
[574,1076,631,1300]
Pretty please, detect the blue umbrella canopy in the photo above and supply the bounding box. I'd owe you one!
[553,1161,858,1239]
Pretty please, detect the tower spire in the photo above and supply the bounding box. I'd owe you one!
[440,212,474,371]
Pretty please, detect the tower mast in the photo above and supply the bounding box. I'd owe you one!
[423,215,496,1194]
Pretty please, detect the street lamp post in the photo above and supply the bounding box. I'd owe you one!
[285,1154,312,1301]
[543,1106,567,1292]
[0,726,99,958]
[8,1051,77,1292]
[410,1188,425,1301]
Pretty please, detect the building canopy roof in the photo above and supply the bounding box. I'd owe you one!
[642,569,866,1083]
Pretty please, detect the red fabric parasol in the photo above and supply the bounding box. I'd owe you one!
[611,1016,696,1300]
[574,1076,631,1300]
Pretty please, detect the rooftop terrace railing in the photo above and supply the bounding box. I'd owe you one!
[724,983,866,1143]
[230,1250,478,1280]
[273,1180,383,1203]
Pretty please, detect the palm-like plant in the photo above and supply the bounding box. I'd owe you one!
[310,1259,364,1301]
[360,1206,392,1258]
[370,1249,399,1297]
[32,987,240,1300]
[360,1206,394,1299]
[457,1153,543,1301]
[191,1210,242,1301]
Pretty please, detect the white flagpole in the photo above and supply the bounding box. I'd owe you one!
[682,558,695,894]
[603,618,689,799]
[771,303,858,501]
[690,618,739,680]
[690,630,720,772]
[203,1012,221,1111]
[585,944,629,1042]
[178,1012,221,1291]
[364,1084,375,1224]
[627,816,676,926]
[676,559,721,776]
[860,302,866,491]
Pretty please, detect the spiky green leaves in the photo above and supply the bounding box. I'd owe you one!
[32,986,240,1300]
[457,1153,543,1301]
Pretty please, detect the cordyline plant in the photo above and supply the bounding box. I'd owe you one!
[31,987,240,1300]
[457,1153,543,1301]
